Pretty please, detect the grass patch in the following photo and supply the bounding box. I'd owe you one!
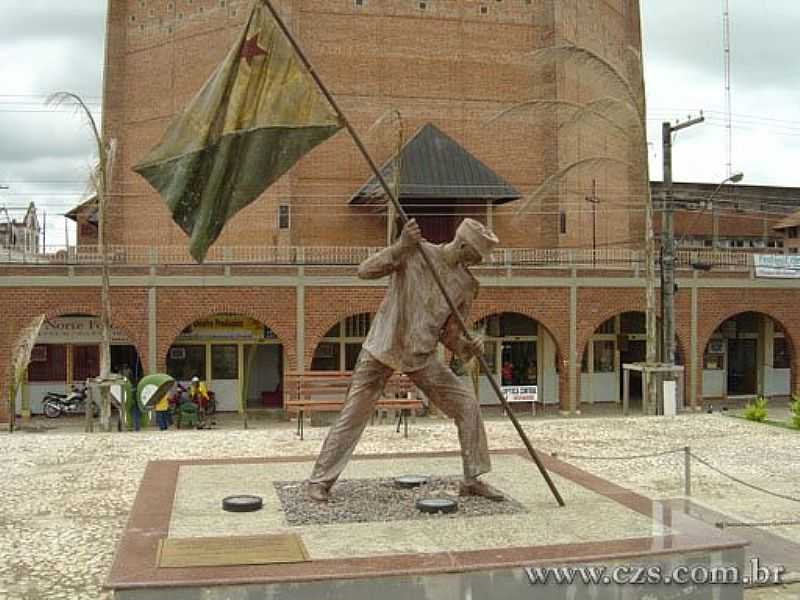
[723,411,799,431]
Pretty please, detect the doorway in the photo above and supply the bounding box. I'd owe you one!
[244,344,283,409]
[619,339,646,403]
[727,338,757,395]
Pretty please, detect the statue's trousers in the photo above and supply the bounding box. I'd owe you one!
[309,350,491,487]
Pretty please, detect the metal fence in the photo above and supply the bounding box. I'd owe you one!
[0,244,766,273]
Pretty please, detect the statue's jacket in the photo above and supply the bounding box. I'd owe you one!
[359,240,479,373]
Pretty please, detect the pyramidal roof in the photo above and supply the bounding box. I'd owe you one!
[350,123,521,205]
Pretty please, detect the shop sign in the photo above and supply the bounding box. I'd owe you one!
[502,385,538,403]
[178,315,272,340]
[754,254,800,278]
[36,316,131,344]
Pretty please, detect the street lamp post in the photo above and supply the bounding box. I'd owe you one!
[710,172,744,250]
[661,118,705,413]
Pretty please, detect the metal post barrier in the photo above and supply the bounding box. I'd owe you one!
[684,445,691,496]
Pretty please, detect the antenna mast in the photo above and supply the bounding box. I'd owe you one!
[723,0,733,177]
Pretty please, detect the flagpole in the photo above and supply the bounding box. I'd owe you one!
[260,0,564,507]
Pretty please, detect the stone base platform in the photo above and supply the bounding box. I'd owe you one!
[105,450,747,599]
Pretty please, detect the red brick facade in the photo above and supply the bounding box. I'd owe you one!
[102,0,644,253]
[2,270,799,422]
[2,1,799,424]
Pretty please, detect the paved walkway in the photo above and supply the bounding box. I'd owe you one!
[0,412,798,599]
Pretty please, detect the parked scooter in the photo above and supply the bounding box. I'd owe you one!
[42,384,99,418]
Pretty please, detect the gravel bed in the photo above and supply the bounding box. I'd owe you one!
[274,476,526,526]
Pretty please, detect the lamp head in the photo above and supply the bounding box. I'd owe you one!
[729,172,744,184]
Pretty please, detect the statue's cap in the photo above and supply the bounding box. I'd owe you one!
[456,218,499,259]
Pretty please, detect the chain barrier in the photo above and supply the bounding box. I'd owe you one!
[552,447,800,505]
[688,451,800,504]
[715,519,800,529]
[551,448,684,461]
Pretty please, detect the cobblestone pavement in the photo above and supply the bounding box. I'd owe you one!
[0,412,797,599]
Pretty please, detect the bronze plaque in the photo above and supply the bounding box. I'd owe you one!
[157,534,309,568]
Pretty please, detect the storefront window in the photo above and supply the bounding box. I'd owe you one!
[593,340,615,372]
[344,314,371,337]
[73,345,100,381]
[703,339,725,370]
[620,312,645,334]
[211,345,238,379]
[345,343,363,370]
[313,313,372,371]
[502,341,536,385]
[311,342,340,371]
[596,317,615,334]
[773,337,790,369]
[482,341,497,374]
[28,344,67,382]
[581,344,589,373]
[167,345,207,381]
[477,313,537,337]
[703,354,724,370]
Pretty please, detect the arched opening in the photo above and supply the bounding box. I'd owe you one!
[702,311,791,400]
[23,313,142,415]
[311,313,372,371]
[165,314,284,411]
[462,312,560,406]
[580,311,685,410]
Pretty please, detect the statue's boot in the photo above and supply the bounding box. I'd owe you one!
[459,479,505,502]
[306,482,330,502]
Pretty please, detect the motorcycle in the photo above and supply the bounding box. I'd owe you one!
[42,384,99,418]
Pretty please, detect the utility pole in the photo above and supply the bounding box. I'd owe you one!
[662,117,704,400]
[585,179,599,263]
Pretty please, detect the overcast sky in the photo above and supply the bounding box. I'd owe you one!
[1,1,799,248]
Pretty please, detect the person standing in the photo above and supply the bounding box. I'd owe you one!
[307,218,503,502]
[154,388,171,431]
[188,376,210,427]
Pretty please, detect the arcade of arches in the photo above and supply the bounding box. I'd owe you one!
[5,300,797,417]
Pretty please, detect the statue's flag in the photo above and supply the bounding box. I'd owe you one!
[133,2,343,262]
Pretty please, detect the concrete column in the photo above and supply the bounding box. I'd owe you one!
[757,315,767,397]
[296,266,305,372]
[148,287,157,374]
[690,277,698,409]
[569,270,578,414]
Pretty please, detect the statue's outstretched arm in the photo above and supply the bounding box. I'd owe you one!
[357,219,421,279]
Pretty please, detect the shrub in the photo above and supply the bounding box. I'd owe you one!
[743,396,768,423]
[791,394,800,429]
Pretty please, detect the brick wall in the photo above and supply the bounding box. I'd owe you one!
[3,278,800,421]
[104,0,643,254]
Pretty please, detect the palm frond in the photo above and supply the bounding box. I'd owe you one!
[529,45,642,116]
[514,156,634,215]
[486,98,582,127]
[364,108,402,139]
[556,96,640,144]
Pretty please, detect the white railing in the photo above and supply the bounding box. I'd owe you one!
[0,245,766,273]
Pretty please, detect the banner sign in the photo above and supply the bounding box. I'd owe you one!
[177,315,275,340]
[502,385,538,403]
[754,254,800,278]
[37,316,130,344]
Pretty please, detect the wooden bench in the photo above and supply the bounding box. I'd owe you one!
[284,371,423,440]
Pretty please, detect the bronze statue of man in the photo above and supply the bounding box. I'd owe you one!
[307,217,503,502]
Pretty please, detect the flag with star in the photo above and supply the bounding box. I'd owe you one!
[133,2,343,262]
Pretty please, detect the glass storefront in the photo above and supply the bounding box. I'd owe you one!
[166,314,283,411]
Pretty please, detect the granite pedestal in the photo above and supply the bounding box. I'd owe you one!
[106,450,747,599]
